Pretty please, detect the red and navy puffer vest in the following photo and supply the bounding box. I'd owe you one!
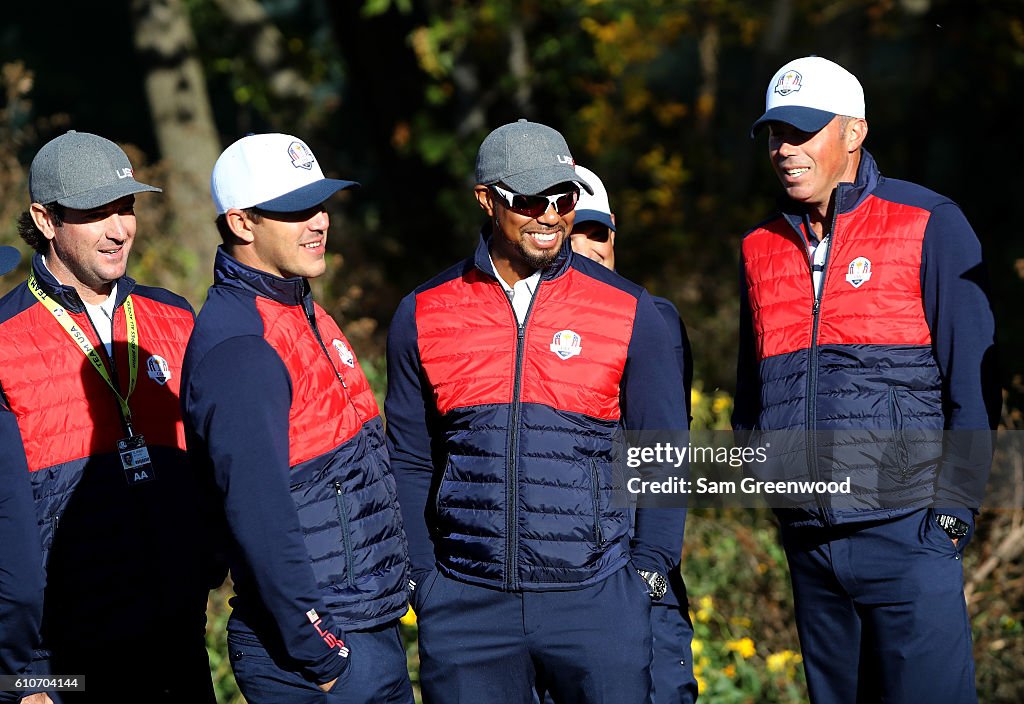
[0,254,214,649]
[739,151,949,526]
[184,249,408,629]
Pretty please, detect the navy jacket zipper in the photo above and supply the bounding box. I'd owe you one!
[503,280,541,591]
[802,191,843,525]
[333,481,356,588]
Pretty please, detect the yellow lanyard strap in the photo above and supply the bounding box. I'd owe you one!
[28,274,139,425]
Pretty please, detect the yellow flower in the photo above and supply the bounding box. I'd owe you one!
[723,664,736,678]
[695,675,708,693]
[729,616,752,629]
[698,595,713,611]
[691,389,704,408]
[725,637,756,659]
[766,650,801,673]
[399,605,417,626]
[712,394,731,416]
[690,638,703,657]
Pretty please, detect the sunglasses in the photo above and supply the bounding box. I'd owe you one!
[490,184,579,218]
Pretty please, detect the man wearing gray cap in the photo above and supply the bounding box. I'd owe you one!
[0,131,220,702]
[386,119,688,703]
[734,57,998,702]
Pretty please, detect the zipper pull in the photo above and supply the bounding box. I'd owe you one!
[334,481,343,495]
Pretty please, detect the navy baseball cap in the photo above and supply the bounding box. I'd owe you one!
[0,246,20,276]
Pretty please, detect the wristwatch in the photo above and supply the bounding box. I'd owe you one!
[636,569,669,600]
[935,513,970,538]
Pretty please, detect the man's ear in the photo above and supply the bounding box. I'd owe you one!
[846,118,868,153]
[29,203,59,243]
[474,185,495,218]
[224,209,256,244]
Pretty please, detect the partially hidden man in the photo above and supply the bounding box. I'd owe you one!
[181,133,412,703]
[386,119,688,704]
[0,131,220,702]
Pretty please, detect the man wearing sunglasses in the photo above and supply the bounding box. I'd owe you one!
[387,119,688,703]
[569,165,697,704]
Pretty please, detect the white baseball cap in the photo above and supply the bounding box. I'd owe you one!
[211,133,359,214]
[572,165,615,232]
[750,56,865,137]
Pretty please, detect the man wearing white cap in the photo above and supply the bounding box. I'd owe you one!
[0,131,219,702]
[569,165,697,704]
[734,56,998,702]
[181,133,412,703]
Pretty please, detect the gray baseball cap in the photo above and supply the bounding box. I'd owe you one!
[0,246,19,276]
[475,119,592,196]
[29,131,161,209]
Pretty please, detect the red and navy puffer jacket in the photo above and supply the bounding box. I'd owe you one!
[0,255,215,653]
[734,150,998,528]
[386,234,688,592]
[182,249,408,685]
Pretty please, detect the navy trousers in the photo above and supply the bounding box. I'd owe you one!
[782,508,976,704]
[649,568,697,704]
[417,563,653,704]
[227,620,413,704]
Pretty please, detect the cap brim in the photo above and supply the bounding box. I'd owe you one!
[254,179,360,213]
[57,180,162,210]
[750,106,836,138]
[573,209,616,232]
[501,166,593,196]
[0,246,20,276]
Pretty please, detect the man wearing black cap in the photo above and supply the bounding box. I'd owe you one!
[0,246,51,704]
[386,120,688,703]
[734,57,998,703]
[181,133,412,703]
[0,131,219,702]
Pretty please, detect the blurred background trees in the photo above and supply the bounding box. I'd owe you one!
[2,0,1023,701]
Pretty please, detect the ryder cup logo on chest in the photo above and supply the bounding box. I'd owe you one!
[845,257,873,288]
[774,70,803,96]
[146,355,172,385]
[549,330,582,360]
[288,141,316,170]
[333,339,355,368]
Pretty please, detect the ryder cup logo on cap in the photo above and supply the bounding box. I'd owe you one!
[211,133,359,214]
[750,56,865,137]
[572,165,615,232]
[29,131,162,209]
[476,119,593,196]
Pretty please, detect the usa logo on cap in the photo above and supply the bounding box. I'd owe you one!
[549,330,582,360]
[774,70,803,96]
[288,141,316,170]
[845,257,872,288]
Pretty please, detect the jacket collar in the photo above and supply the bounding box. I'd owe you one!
[779,148,881,236]
[212,246,310,307]
[31,252,136,314]
[472,222,574,283]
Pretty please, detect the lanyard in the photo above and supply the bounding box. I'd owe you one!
[28,274,139,429]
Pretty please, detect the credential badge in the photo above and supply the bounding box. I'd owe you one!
[146,355,172,385]
[845,256,872,288]
[333,339,355,368]
[549,330,582,360]
[774,70,803,96]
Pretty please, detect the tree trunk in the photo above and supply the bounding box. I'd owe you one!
[131,0,221,302]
